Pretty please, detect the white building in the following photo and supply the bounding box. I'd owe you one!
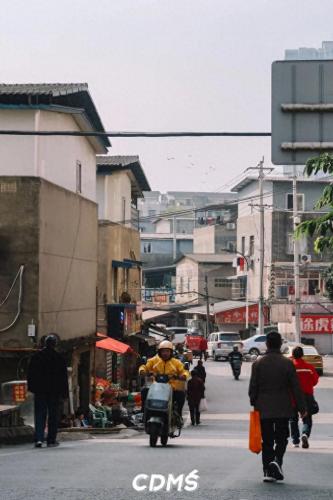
[0,83,109,200]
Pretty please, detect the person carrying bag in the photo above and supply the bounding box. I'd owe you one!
[289,346,319,449]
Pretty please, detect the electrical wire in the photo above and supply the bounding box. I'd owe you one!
[0,265,24,333]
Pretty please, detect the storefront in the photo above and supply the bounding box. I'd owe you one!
[301,314,333,354]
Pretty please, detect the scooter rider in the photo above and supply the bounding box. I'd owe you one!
[228,345,243,378]
[139,340,188,417]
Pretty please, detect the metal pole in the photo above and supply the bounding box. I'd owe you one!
[258,157,265,336]
[204,275,210,339]
[245,265,249,329]
[293,166,301,343]
[172,216,177,260]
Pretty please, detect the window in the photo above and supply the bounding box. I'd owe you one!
[122,197,126,224]
[287,233,294,254]
[255,336,266,342]
[287,233,307,254]
[148,209,156,216]
[227,241,236,252]
[112,267,118,302]
[180,276,184,294]
[76,161,82,193]
[219,334,241,341]
[143,243,151,253]
[241,236,245,256]
[286,193,304,211]
[249,235,255,256]
[214,278,232,288]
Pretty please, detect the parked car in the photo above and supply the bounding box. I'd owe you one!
[242,334,288,356]
[282,343,324,376]
[166,326,188,346]
[207,332,243,361]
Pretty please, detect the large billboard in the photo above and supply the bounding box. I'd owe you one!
[272,60,333,165]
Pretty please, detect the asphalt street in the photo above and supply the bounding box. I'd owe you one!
[1,358,333,500]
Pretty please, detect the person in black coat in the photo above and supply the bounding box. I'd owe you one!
[195,360,206,382]
[27,334,69,448]
[249,331,306,483]
[187,370,205,426]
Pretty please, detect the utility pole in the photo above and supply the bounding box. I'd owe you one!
[204,275,210,339]
[258,157,265,336]
[172,215,177,260]
[293,166,301,343]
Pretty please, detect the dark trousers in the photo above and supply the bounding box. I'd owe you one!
[189,404,200,424]
[173,390,185,417]
[34,393,60,444]
[290,411,313,444]
[141,387,149,412]
[260,418,290,472]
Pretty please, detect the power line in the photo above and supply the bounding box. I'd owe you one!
[119,191,274,227]
[0,130,272,138]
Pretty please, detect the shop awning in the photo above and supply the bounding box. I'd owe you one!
[96,337,133,354]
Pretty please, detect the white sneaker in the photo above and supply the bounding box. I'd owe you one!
[293,443,300,448]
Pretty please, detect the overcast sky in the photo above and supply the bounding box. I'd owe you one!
[1,0,333,192]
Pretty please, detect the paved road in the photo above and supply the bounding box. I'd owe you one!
[1,358,333,499]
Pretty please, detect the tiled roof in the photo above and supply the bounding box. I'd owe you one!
[96,155,139,167]
[177,253,236,264]
[0,83,89,96]
[0,83,110,149]
[96,155,151,192]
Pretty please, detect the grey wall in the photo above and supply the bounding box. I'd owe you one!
[0,176,98,349]
[141,238,193,268]
[0,177,39,349]
[273,181,330,212]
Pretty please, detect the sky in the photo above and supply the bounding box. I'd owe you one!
[1,0,333,192]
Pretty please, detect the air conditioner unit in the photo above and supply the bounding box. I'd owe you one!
[226,222,236,230]
[300,254,311,264]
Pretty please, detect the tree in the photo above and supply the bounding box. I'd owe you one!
[295,153,333,253]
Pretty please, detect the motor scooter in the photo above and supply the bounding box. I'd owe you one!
[231,358,242,380]
[144,374,182,447]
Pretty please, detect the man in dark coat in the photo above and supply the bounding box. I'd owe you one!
[187,369,205,426]
[195,360,206,382]
[248,331,306,483]
[27,334,69,448]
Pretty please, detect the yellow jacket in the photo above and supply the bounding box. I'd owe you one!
[139,354,189,391]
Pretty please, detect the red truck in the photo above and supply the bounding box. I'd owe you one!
[185,334,208,359]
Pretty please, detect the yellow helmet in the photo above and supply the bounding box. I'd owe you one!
[158,340,174,350]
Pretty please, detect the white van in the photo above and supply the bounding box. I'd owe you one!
[208,332,243,361]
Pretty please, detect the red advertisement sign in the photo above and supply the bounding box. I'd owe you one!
[301,315,333,334]
[216,304,269,325]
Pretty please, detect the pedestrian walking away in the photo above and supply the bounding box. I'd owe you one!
[248,331,306,483]
[199,336,208,361]
[289,346,319,449]
[195,360,206,382]
[27,334,69,448]
[187,369,205,426]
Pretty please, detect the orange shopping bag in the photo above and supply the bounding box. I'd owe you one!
[249,410,262,454]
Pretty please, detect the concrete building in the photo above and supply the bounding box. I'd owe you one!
[96,156,151,388]
[231,172,333,352]
[175,253,236,305]
[140,192,238,304]
[139,191,237,268]
[0,83,109,409]
[285,41,333,60]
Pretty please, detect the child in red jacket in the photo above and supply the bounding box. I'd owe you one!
[290,346,319,449]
